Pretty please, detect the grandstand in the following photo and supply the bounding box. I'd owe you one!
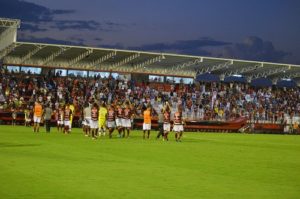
[1,18,300,84]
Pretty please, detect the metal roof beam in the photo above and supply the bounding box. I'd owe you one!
[68,49,93,66]
[89,51,116,68]
[134,55,164,70]
[224,63,264,76]
[249,66,288,79]
[41,47,70,65]
[110,53,140,69]
[0,42,18,60]
[20,45,45,64]
[284,72,300,79]
[172,57,203,70]
[198,60,233,74]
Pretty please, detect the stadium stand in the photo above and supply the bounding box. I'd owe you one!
[0,17,300,134]
[0,69,299,133]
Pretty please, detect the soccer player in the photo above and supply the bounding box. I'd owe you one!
[173,106,184,142]
[33,101,43,133]
[115,104,124,138]
[107,105,116,138]
[143,105,152,139]
[98,102,108,136]
[57,106,64,132]
[163,102,171,141]
[90,103,99,139]
[69,103,75,132]
[44,104,53,133]
[130,103,136,130]
[63,104,73,134]
[123,103,133,138]
[81,107,86,134]
[156,108,164,139]
[11,108,17,126]
[24,106,31,127]
[83,103,91,136]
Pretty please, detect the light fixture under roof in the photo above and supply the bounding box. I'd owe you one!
[233,74,242,77]
[282,78,292,81]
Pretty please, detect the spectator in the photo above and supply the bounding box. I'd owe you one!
[44,105,53,133]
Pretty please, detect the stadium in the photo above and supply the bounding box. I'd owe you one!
[1,17,300,198]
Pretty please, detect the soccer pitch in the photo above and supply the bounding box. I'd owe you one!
[0,126,299,199]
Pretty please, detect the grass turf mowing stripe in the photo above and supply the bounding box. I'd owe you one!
[0,126,300,199]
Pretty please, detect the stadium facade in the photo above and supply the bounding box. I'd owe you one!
[1,17,300,86]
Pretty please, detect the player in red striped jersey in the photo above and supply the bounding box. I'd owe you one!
[163,102,171,141]
[90,103,99,139]
[123,102,134,138]
[107,105,116,138]
[173,106,184,142]
[63,104,73,134]
[115,104,124,138]
[57,106,64,132]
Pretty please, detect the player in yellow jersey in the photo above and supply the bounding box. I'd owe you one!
[98,102,108,136]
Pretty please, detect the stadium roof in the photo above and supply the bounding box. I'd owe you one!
[1,18,300,83]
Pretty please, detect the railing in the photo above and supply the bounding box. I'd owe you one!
[1,111,297,134]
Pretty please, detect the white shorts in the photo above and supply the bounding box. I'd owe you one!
[173,124,184,132]
[143,123,151,130]
[284,125,289,133]
[122,119,131,128]
[116,118,122,127]
[33,116,41,123]
[57,120,64,125]
[85,117,91,127]
[64,120,71,128]
[90,120,98,129]
[163,123,171,132]
[107,121,116,128]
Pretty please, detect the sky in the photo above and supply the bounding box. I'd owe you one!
[1,0,300,64]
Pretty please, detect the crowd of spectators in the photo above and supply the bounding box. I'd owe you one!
[0,67,300,127]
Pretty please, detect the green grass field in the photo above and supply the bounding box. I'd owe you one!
[0,126,300,199]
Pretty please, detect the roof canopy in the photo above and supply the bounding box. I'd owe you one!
[1,18,300,84]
